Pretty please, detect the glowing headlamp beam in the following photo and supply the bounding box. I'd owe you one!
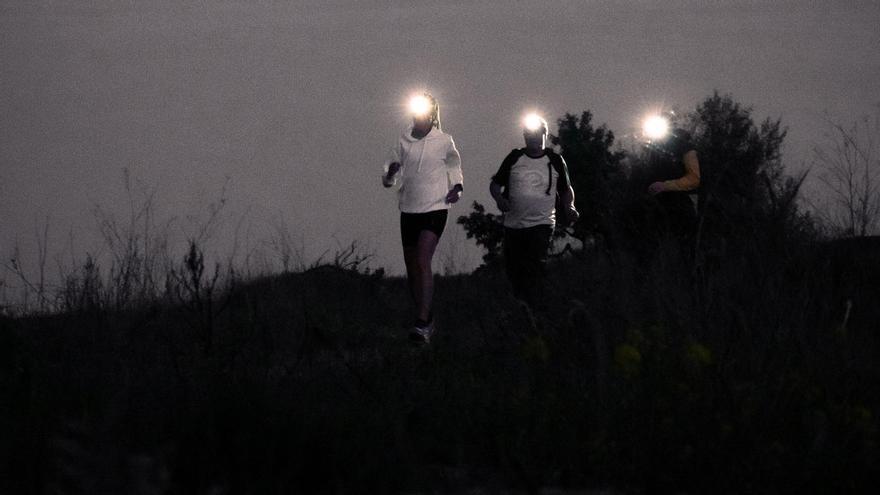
[523,113,544,132]
[642,115,670,140]
[409,95,432,117]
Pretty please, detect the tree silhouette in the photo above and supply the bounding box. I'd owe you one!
[551,111,627,245]
[457,201,504,265]
[687,92,810,254]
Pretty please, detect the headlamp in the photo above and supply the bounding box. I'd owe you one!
[409,95,432,117]
[642,115,670,140]
[523,113,545,133]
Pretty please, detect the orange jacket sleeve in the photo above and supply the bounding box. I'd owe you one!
[662,150,700,192]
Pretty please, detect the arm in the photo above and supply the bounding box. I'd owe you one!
[663,150,700,191]
[383,162,401,187]
[490,180,510,212]
[444,137,464,203]
[553,154,578,225]
[490,149,522,212]
[445,137,463,191]
[382,142,403,188]
[649,150,700,194]
[558,185,579,226]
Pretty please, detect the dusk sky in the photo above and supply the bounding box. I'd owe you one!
[2,0,879,283]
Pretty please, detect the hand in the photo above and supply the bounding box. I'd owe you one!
[558,206,578,226]
[445,186,462,204]
[564,206,579,226]
[383,162,401,187]
[495,197,511,212]
[648,181,667,195]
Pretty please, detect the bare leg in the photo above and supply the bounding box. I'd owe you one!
[403,246,418,307]
[412,230,440,322]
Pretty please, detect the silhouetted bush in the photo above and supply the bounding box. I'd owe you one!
[3,233,879,493]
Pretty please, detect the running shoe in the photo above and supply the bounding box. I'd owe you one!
[409,318,435,344]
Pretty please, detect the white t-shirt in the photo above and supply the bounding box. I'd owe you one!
[382,126,463,213]
[494,150,569,229]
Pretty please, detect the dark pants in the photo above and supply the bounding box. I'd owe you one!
[622,193,697,264]
[503,225,553,308]
[655,193,697,241]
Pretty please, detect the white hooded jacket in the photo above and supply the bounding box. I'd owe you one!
[382,126,463,213]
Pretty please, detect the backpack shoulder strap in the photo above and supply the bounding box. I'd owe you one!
[544,149,571,194]
[492,148,525,189]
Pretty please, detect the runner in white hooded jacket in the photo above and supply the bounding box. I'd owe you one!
[382,93,463,343]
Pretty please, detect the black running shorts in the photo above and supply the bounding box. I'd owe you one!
[400,210,448,248]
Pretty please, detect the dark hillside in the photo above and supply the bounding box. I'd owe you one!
[3,247,880,493]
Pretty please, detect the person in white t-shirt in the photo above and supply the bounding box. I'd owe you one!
[382,93,463,343]
[490,114,577,308]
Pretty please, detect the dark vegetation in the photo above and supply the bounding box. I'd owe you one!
[2,93,879,493]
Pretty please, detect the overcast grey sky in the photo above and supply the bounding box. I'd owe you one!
[2,0,879,281]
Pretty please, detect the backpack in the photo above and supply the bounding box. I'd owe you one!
[493,148,570,196]
[492,148,573,222]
